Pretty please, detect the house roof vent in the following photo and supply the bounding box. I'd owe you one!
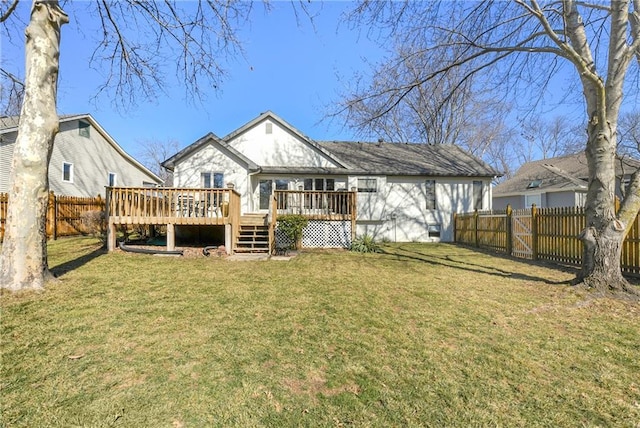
[527,179,543,189]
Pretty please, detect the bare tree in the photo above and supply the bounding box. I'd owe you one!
[135,138,183,186]
[345,1,640,296]
[517,115,584,163]
[0,0,254,291]
[336,42,517,176]
[0,70,24,116]
[617,111,640,158]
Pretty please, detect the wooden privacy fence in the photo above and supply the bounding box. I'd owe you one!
[0,192,105,241]
[454,205,640,276]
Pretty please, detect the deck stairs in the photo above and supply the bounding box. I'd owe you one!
[235,214,270,253]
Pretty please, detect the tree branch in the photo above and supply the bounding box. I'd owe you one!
[0,0,19,23]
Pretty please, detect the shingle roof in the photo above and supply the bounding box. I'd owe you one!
[493,151,640,196]
[317,141,500,177]
[1,114,84,132]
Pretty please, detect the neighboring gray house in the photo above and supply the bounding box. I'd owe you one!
[0,114,162,197]
[493,152,640,210]
[162,111,500,242]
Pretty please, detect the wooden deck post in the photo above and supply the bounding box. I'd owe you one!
[269,194,277,254]
[225,223,232,255]
[167,223,175,251]
[107,222,116,251]
[350,189,357,242]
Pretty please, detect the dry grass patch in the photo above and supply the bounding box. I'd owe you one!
[1,237,639,426]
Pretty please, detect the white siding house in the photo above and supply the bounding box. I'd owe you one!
[0,114,162,197]
[163,111,499,243]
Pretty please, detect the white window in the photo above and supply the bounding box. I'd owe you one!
[265,122,273,134]
[62,162,73,182]
[213,172,224,188]
[108,172,117,187]
[428,224,441,238]
[202,172,224,188]
[473,180,483,210]
[303,178,335,191]
[425,180,436,209]
[357,178,377,193]
[525,193,542,208]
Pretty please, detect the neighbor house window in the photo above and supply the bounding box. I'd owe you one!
[62,162,73,182]
[108,172,117,187]
[473,180,483,210]
[425,179,436,209]
[78,121,90,138]
[525,193,542,208]
[357,178,377,193]
[265,122,273,134]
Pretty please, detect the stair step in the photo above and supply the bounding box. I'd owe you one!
[235,215,270,253]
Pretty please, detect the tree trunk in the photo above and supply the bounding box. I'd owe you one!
[576,125,640,297]
[0,1,68,291]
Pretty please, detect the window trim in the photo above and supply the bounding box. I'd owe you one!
[473,180,483,210]
[201,171,224,188]
[213,172,224,189]
[62,162,74,183]
[357,177,377,193]
[425,179,437,210]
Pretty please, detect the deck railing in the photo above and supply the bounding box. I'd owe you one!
[107,187,239,224]
[272,190,356,220]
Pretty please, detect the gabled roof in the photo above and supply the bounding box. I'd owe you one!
[1,113,163,184]
[163,111,500,178]
[161,132,259,171]
[222,111,349,168]
[317,141,500,177]
[493,151,640,196]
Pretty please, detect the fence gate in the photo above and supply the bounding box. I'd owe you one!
[511,209,533,259]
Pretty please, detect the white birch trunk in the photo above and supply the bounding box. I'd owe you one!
[0,0,68,291]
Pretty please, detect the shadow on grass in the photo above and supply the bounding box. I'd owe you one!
[50,246,107,278]
[379,243,575,285]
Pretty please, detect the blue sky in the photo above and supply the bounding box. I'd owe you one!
[2,1,383,158]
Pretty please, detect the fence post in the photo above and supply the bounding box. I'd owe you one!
[474,209,479,247]
[47,191,57,240]
[453,213,457,243]
[531,203,538,260]
[506,204,513,256]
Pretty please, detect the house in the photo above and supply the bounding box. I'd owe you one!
[492,152,640,210]
[0,114,162,197]
[160,111,499,246]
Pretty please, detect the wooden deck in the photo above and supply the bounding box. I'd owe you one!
[106,187,241,251]
[106,187,357,253]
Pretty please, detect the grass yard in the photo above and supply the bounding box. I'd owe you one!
[1,237,639,427]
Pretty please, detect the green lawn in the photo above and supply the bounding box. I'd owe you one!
[1,237,639,427]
